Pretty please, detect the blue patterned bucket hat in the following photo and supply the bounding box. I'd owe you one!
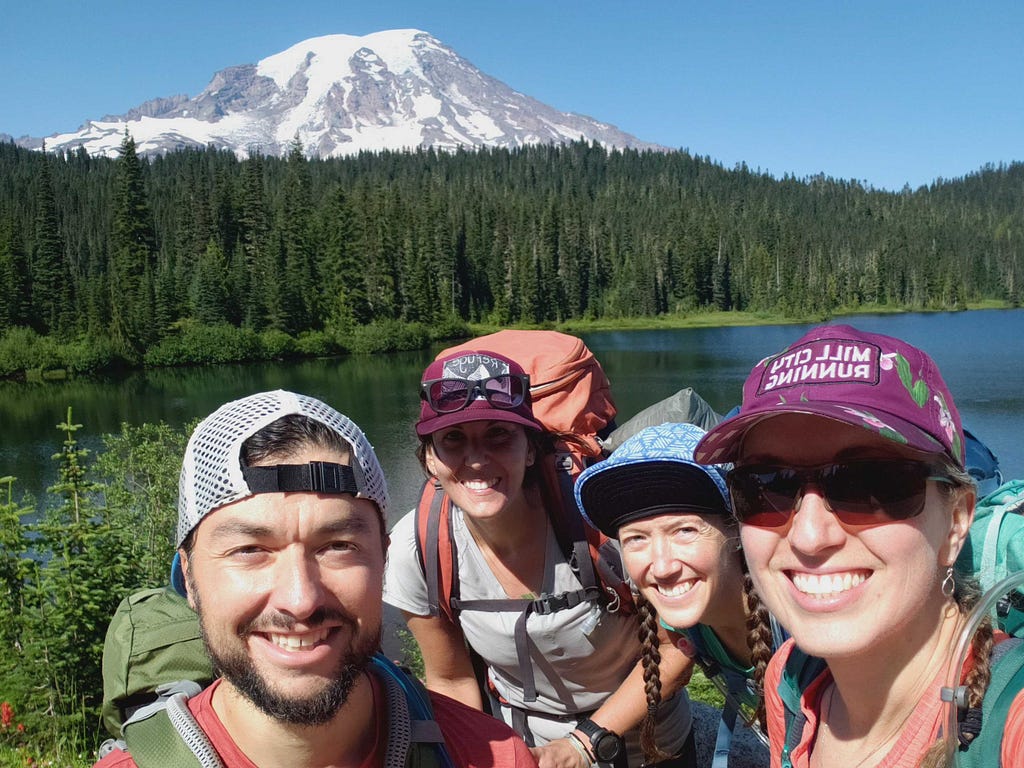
[576,422,730,538]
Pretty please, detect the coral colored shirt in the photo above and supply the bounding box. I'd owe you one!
[763,638,1024,768]
[95,674,537,768]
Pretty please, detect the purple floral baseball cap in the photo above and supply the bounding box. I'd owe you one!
[416,350,543,436]
[694,324,965,467]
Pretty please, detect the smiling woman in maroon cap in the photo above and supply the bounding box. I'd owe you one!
[694,325,1024,768]
[385,349,696,768]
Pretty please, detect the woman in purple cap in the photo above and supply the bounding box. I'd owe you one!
[385,350,696,768]
[693,324,1024,768]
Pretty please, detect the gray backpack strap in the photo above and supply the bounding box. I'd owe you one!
[380,667,444,768]
[165,692,224,768]
[122,685,224,768]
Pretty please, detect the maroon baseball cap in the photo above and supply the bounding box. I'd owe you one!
[694,324,965,467]
[416,350,543,436]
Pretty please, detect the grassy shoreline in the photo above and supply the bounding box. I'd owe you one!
[471,300,1015,337]
[2,302,1017,383]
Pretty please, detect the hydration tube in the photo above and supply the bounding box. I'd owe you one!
[371,652,457,768]
[940,570,1024,767]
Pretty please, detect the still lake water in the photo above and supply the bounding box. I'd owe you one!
[3,309,1023,522]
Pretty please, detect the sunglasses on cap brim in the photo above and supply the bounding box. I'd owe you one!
[420,373,530,415]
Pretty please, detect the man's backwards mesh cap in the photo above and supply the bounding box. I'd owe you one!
[576,422,730,538]
[171,390,390,595]
[694,324,965,467]
[415,349,542,436]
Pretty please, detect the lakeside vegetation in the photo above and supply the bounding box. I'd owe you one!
[2,137,1022,379]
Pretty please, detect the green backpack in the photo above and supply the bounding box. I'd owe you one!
[957,479,1024,635]
[99,586,451,768]
[100,587,214,740]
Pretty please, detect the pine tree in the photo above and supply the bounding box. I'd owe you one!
[238,154,269,328]
[190,239,230,324]
[16,410,134,743]
[109,132,157,359]
[279,139,314,333]
[0,213,31,330]
[31,154,71,335]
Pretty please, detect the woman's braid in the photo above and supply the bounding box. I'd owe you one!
[743,569,773,731]
[636,592,673,762]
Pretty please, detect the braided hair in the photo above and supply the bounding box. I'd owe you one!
[637,592,674,762]
[742,565,773,730]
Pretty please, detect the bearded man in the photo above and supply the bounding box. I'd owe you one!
[95,390,537,768]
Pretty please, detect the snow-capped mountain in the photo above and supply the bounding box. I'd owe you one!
[21,30,663,159]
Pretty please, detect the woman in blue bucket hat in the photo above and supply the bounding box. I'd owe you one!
[576,421,784,768]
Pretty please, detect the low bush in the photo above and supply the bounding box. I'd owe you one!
[144,323,263,366]
[258,328,296,359]
[348,320,431,354]
[0,327,61,377]
[295,329,341,357]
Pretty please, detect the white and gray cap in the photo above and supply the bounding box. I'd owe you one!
[171,389,390,595]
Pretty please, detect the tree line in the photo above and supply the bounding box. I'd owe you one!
[1,135,1022,373]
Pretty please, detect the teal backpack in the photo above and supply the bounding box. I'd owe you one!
[99,587,452,768]
[777,479,1024,768]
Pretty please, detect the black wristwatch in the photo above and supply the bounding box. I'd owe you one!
[575,718,625,766]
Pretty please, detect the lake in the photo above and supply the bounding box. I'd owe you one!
[3,309,1023,522]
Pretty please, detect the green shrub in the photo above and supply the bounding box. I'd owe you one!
[687,667,726,709]
[59,335,120,375]
[0,327,60,377]
[349,320,430,354]
[144,323,263,366]
[295,330,340,357]
[428,315,472,342]
[258,328,296,359]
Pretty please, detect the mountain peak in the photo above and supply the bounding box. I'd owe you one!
[25,30,663,159]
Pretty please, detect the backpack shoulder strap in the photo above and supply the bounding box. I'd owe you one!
[959,637,1024,768]
[980,483,1024,592]
[122,689,224,768]
[779,648,829,768]
[415,479,458,623]
[371,654,451,768]
[541,449,634,614]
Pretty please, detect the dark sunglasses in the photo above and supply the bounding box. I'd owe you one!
[420,374,530,415]
[727,459,952,529]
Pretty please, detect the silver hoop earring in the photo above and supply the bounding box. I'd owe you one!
[941,566,956,599]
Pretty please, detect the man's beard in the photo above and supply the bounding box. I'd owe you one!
[191,580,381,725]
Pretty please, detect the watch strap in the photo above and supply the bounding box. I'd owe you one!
[575,717,603,740]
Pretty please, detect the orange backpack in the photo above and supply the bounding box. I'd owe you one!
[415,329,633,627]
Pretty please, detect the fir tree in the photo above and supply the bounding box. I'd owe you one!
[109,132,157,359]
[31,154,71,335]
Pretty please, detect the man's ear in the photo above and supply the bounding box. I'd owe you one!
[178,548,197,610]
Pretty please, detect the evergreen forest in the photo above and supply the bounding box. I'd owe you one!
[1,135,1023,376]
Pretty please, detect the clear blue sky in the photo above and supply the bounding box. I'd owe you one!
[2,0,1020,191]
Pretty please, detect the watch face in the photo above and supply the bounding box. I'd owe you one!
[593,732,622,762]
